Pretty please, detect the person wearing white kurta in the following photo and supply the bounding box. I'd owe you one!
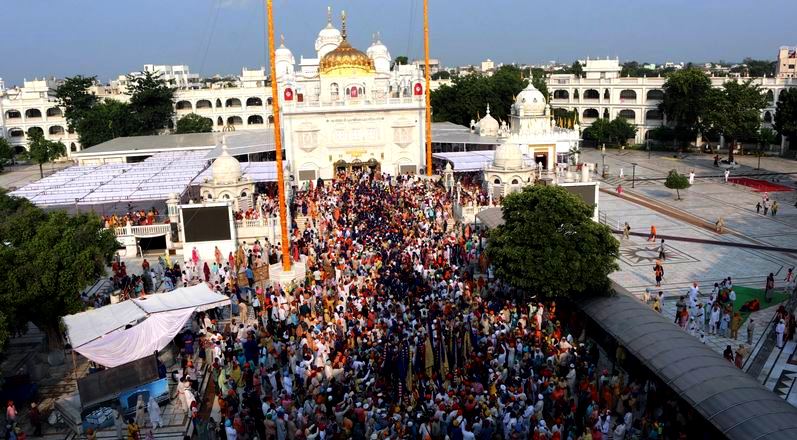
[147,397,162,429]
[688,171,695,185]
[776,320,786,348]
[709,305,721,335]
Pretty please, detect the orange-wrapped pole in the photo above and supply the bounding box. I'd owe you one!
[266,0,291,271]
[423,0,433,176]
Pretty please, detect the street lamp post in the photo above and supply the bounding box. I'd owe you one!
[601,144,606,178]
[631,162,637,188]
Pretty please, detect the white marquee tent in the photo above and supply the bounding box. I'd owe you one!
[62,284,229,368]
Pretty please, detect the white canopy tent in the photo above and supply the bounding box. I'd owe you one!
[62,284,229,368]
[432,151,537,172]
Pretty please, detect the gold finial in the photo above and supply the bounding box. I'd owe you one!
[340,10,347,40]
[327,6,332,25]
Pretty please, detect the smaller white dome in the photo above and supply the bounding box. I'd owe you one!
[492,143,524,170]
[367,34,391,60]
[315,7,343,57]
[479,104,499,137]
[275,36,295,64]
[514,83,547,115]
[211,142,242,185]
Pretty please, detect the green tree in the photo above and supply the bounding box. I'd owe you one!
[431,71,451,80]
[774,88,797,147]
[754,127,777,169]
[175,113,213,134]
[660,68,713,147]
[664,169,690,200]
[741,58,776,78]
[393,56,409,68]
[55,75,98,132]
[583,118,613,145]
[0,192,118,349]
[703,80,767,162]
[486,185,619,298]
[583,117,636,146]
[0,138,13,171]
[562,61,584,77]
[76,100,134,148]
[28,130,66,178]
[430,65,528,126]
[127,71,175,135]
[610,118,637,146]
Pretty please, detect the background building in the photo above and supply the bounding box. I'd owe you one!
[547,57,797,143]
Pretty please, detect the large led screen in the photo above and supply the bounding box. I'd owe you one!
[182,206,232,242]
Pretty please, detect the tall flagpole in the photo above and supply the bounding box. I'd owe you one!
[266,0,291,272]
[423,0,433,176]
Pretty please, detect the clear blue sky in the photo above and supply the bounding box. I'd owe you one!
[1,0,795,87]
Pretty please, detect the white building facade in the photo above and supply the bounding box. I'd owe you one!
[274,8,428,181]
[0,78,81,155]
[547,58,797,143]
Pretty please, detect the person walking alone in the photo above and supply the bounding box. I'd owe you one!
[724,169,730,183]
[622,222,631,240]
[658,239,666,261]
[648,225,657,242]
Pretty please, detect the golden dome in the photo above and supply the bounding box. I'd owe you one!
[319,11,375,76]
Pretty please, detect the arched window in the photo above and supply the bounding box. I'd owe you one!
[246,97,262,107]
[603,89,610,100]
[9,128,24,137]
[582,108,599,119]
[573,89,579,100]
[241,191,248,197]
[46,107,63,117]
[553,90,569,100]
[27,127,43,137]
[225,98,242,108]
[493,177,501,185]
[330,83,339,101]
[70,143,77,152]
[215,98,222,108]
[619,109,636,121]
[217,116,224,126]
[646,89,664,101]
[175,100,192,111]
[603,108,610,119]
[267,97,273,105]
[5,110,21,119]
[268,115,274,124]
[766,90,774,103]
[49,125,65,135]
[25,108,42,119]
[248,115,264,125]
[511,179,519,185]
[583,89,599,100]
[619,90,637,101]
[764,111,773,123]
[196,99,212,110]
[227,116,243,125]
[646,110,663,121]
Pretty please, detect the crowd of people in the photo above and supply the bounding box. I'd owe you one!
[103,208,163,228]
[150,172,704,440]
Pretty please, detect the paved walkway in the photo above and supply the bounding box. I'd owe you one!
[593,150,797,406]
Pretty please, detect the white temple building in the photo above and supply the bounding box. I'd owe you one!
[272,8,428,181]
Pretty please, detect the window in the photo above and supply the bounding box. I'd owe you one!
[511,179,519,185]
[493,178,501,185]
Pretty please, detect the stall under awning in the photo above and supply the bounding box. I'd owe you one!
[62,284,230,367]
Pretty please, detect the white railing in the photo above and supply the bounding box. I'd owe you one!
[113,223,171,237]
